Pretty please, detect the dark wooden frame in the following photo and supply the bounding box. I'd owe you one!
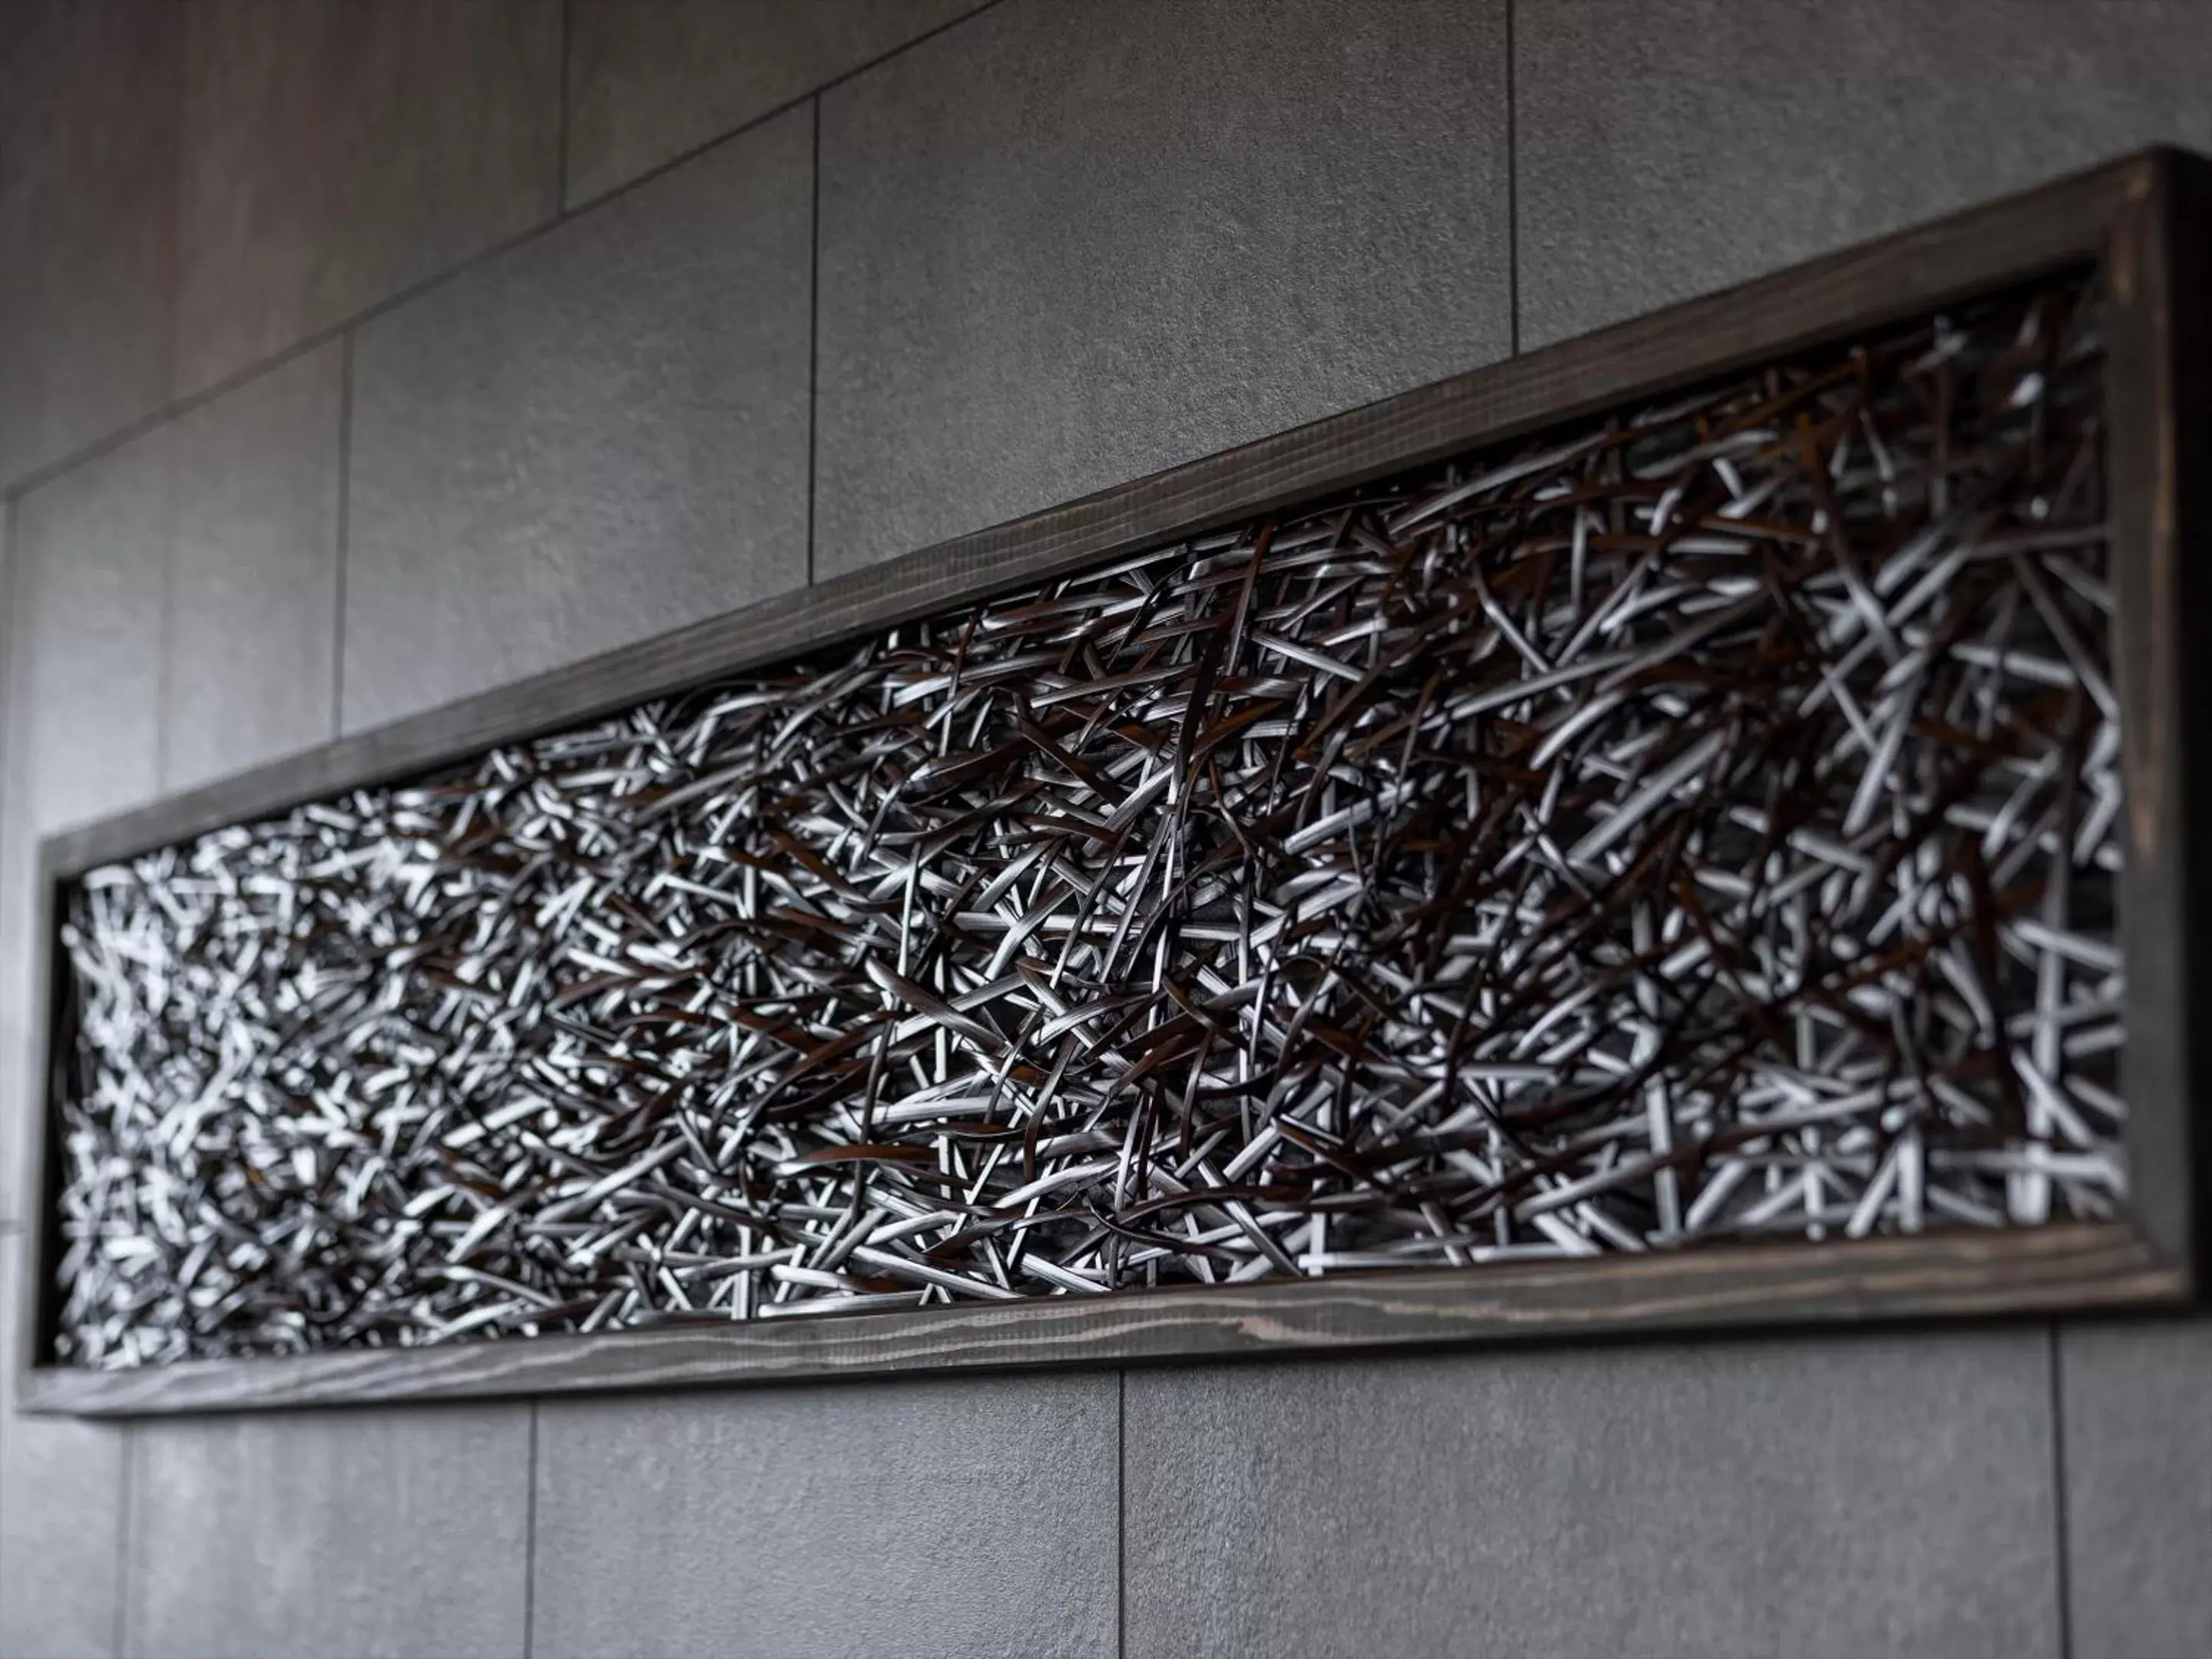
[19,149,2209,1416]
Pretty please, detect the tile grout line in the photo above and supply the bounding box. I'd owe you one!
[0,0,1012,512]
[1117,1368,1127,1659]
[157,0,187,490]
[522,1400,540,1658]
[110,1425,135,1659]
[0,493,14,1051]
[331,332,355,740]
[0,497,15,1234]
[806,94,822,588]
[1505,0,1518,356]
[555,0,574,212]
[153,431,178,796]
[2049,1323,2075,1659]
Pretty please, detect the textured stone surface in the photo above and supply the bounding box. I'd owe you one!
[1,435,171,1224]
[0,451,167,1659]
[165,343,344,792]
[0,0,180,488]
[1127,1331,2063,1658]
[813,0,1511,577]
[122,1402,531,1659]
[531,1373,1117,1658]
[1516,0,2212,347]
[2060,1319,2212,1659]
[8,437,171,836]
[565,0,981,206]
[174,0,560,397]
[344,106,811,731]
[0,1207,127,1659]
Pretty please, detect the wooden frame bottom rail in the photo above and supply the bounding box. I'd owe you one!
[22,1224,2174,1416]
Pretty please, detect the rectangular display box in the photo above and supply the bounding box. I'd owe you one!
[18,148,2210,1415]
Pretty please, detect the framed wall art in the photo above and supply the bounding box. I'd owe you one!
[18,148,2209,1415]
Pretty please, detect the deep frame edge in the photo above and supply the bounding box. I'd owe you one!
[2098,146,2212,1296]
[10,840,67,1412]
[2144,147,2212,1299]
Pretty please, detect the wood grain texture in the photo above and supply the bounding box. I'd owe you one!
[2102,150,2212,1286]
[18,1224,2177,1416]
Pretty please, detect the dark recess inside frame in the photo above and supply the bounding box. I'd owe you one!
[20,149,2212,1416]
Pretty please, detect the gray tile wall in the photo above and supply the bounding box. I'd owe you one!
[344,106,812,730]
[164,341,345,792]
[0,0,180,491]
[2061,1323,2212,1657]
[530,1375,1118,1657]
[1128,1334,2064,1659]
[563,0,982,208]
[1,3,2207,1654]
[124,1406,533,1659]
[813,0,1512,578]
[0,432,171,1234]
[0,1236,125,1659]
[171,0,562,399]
[1516,0,2212,349]
[0,430,167,1651]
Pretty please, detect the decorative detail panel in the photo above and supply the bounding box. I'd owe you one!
[52,273,2121,1370]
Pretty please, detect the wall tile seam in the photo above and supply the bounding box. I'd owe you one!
[521,1399,540,1659]
[2050,1323,2077,1659]
[148,0,187,527]
[0,0,1010,510]
[0,495,14,1233]
[111,1422,137,1659]
[152,429,180,798]
[1505,0,1518,356]
[806,91,822,590]
[558,0,1003,215]
[0,545,24,1238]
[555,0,575,217]
[332,333,356,740]
[1115,1366,1127,1659]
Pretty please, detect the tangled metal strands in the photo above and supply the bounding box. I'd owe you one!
[55,277,2121,1369]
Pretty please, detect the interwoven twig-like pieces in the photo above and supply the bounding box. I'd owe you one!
[55,278,2121,1366]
